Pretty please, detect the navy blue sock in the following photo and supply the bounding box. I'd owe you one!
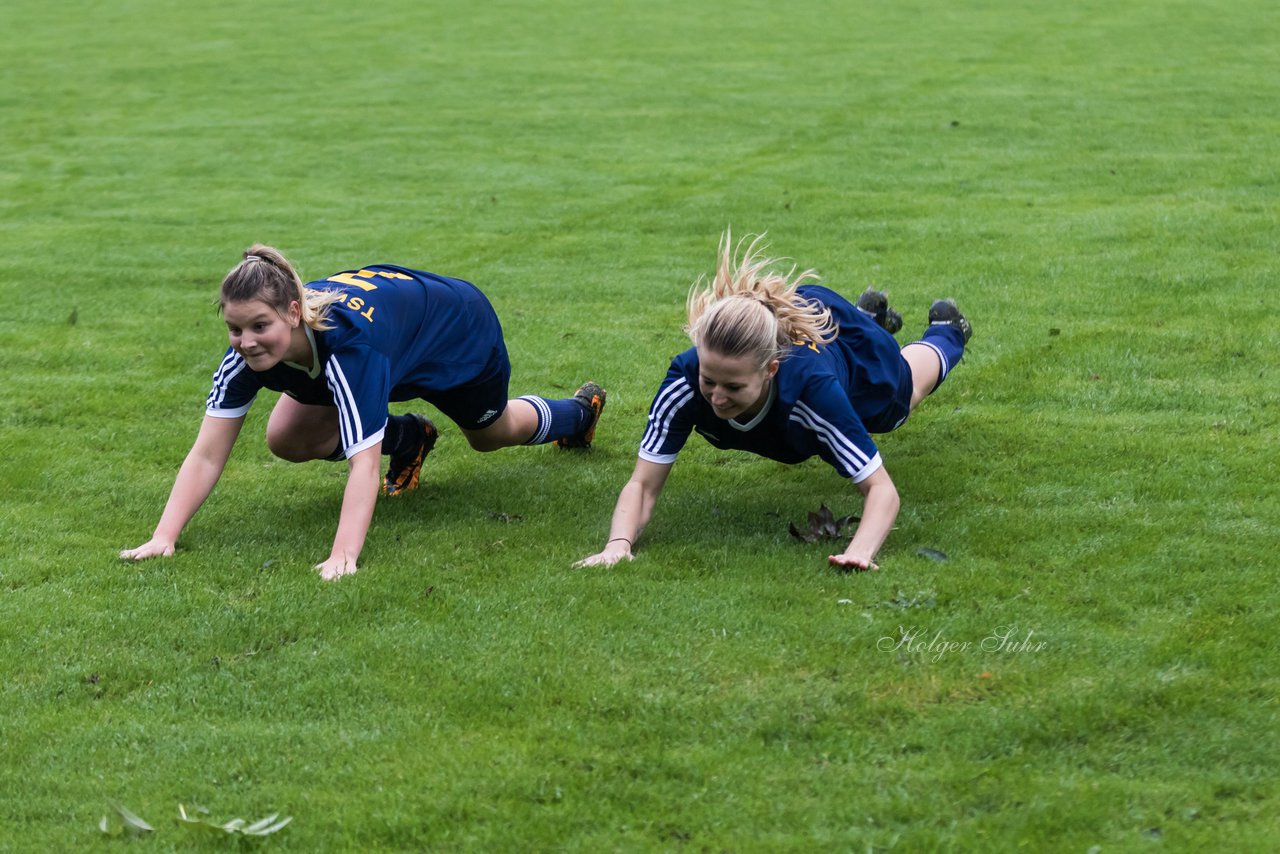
[382,414,418,456]
[519,396,588,445]
[916,325,966,392]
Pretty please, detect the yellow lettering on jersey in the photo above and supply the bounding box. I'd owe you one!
[327,268,412,289]
[347,297,365,311]
[327,272,379,291]
[360,306,375,322]
[793,337,819,353]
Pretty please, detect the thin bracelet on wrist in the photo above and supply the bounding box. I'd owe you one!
[607,537,633,548]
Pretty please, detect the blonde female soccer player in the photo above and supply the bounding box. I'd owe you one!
[576,234,969,571]
[123,245,604,579]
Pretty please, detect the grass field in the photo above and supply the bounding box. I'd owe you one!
[2,0,1278,850]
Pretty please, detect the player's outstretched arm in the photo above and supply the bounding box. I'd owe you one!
[575,458,673,568]
[315,444,381,581]
[121,415,244,561]
[829,466,900,571]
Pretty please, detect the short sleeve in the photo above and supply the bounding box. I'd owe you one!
[638,365,697,464]
[205,349,259,418]
[324,344,391,457]
[789,375,883,482]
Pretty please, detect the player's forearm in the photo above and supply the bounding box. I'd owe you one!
[151,452,227,543]
[843,478,900,563]
[605,478,658,548]
[327,453,381,562]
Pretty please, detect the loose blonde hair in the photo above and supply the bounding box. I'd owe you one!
[685,232,837,369]
[219,244,345,330]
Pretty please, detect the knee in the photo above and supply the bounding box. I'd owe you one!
[265,427,312,462]
[462,420,519,452]
[463,432,506,453]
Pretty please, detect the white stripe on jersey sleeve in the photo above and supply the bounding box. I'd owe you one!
[790,401,880,482]
[640,378,695,457]
[344,425,386,458]
[637,448,680,464]
[325,356,364,451]
[206,351,248,411]
[206,404,252,419]
[850,452,883,483]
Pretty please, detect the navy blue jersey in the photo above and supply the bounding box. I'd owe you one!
[639,285,911,483]
[206,265,507,456]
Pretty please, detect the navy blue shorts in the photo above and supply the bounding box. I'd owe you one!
[424,360,512,430]
[861,355,913,434]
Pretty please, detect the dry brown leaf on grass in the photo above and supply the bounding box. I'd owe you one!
[788,504,859,543]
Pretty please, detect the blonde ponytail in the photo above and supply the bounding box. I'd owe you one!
[685,232,836,368]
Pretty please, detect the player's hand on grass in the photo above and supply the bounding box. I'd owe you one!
[573,546,634,569]
[828,554,879,572]
[315,553,359,581]
[120,539,176,561]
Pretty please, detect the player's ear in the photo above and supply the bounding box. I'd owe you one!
[287,300,302,326]
[765,359,780,379]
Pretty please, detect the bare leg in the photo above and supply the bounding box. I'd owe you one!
[266,397,341,461]
[902,343,944,412]
[459,398,539,452]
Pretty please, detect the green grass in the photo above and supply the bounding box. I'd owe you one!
[2,0,1278,849]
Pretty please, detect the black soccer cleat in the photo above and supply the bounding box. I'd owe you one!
[382,414,439,496]
[556,382,607,449]
[928,298,973,344]
[856,287,904,335]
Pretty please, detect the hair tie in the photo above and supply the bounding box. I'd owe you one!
[244,254,263,263]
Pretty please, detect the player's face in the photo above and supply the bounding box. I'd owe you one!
[224,299,301,370]
[697,348,779,421]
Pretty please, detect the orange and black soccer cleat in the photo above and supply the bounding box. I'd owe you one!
[383,414,439,496]
[555,382,607,449]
